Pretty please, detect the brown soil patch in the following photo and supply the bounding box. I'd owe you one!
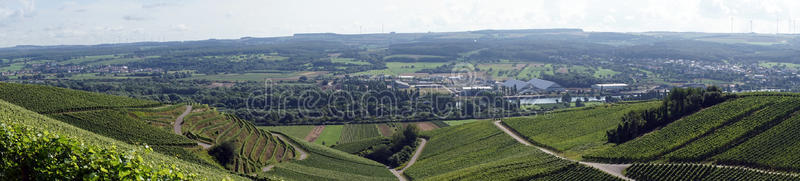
[304,126,325,142]
[377,124,394,137]
[416,122,438,131]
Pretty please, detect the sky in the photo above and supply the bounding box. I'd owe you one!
[1,0,800,47]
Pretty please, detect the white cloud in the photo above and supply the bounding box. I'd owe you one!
[172,24,189,32]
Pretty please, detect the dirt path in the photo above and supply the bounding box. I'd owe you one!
[173,105,192,135]
[390,169,409,181]
[399,138,427,172]
[173,105,213,150]
[304,125,325,142]
[493,120,634,181]
[388,138,428,181]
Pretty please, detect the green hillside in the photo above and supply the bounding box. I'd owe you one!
[503,101,660,157]
[0,99,247,180]
[404,120,620,180]
[625,164,800,181]
[584,94,800,173]
[0,82,160,113]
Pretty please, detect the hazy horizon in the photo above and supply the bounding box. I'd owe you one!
[2,0,800,47]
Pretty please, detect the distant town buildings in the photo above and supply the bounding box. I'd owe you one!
[501,78,564,94]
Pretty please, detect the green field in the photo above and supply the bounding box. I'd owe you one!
[183,72,300,81]
[594,67,620,78]
[759,61,800,70]
[314,125,343,146]
[353,62,447,76]
[339,124,381,143]
[258,125,314,140]
[515,64,554,80]
[443,119,483,126]
[332,57,371,65]
[504,101,660,158]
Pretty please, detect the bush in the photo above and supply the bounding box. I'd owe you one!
[208,141,236,166]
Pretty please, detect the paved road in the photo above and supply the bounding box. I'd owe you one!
[493,120,634,181]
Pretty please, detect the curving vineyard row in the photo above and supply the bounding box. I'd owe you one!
[0,82,160,114]
[48,110,196,146]
[585,96,779,162]
[713,110,800,172]
[665,97,800,161]
[625,163,800,181]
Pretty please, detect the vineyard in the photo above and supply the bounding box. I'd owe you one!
[713,109,800,172]
[405,120,620,180]
[625,164,800,181]
[180,104,299,173]
[503,101,659,152]
[0,82,160,113]
[48,110,196,146]
[258,125,315,139]
[0,99,246,180]
[339,124,382,143]
[585,96,780,162]
[333,136,390,154]
[265,134,396,181]
[664,97,800,161]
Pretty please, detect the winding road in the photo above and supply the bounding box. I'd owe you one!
[493,120,634,181]
[390,138,428,181]
[173,105,212,149]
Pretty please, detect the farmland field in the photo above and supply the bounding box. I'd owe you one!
[353,62,447,75]
[0,82,160,113]
[339,124,381,143]
[258,125,315,140]
[313,125,343,146]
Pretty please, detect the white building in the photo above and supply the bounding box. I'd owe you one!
[592,83,628,91]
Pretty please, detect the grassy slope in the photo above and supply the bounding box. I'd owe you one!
[504,101,660,157]
[258,125,315,140]
[405,120,619,181]
[267,133,396,181]
[314,125,343,146]
[0,82,159,113]
[339,124,381,144]
[0,99,247,180]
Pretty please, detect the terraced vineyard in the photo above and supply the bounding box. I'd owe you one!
[625,164,800,181]
[405,120,621,180]
[265,134,396,181]
[0,82,160,113]
[339,124,382,143]
[180,104,298,173]
[504,101,660,152]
